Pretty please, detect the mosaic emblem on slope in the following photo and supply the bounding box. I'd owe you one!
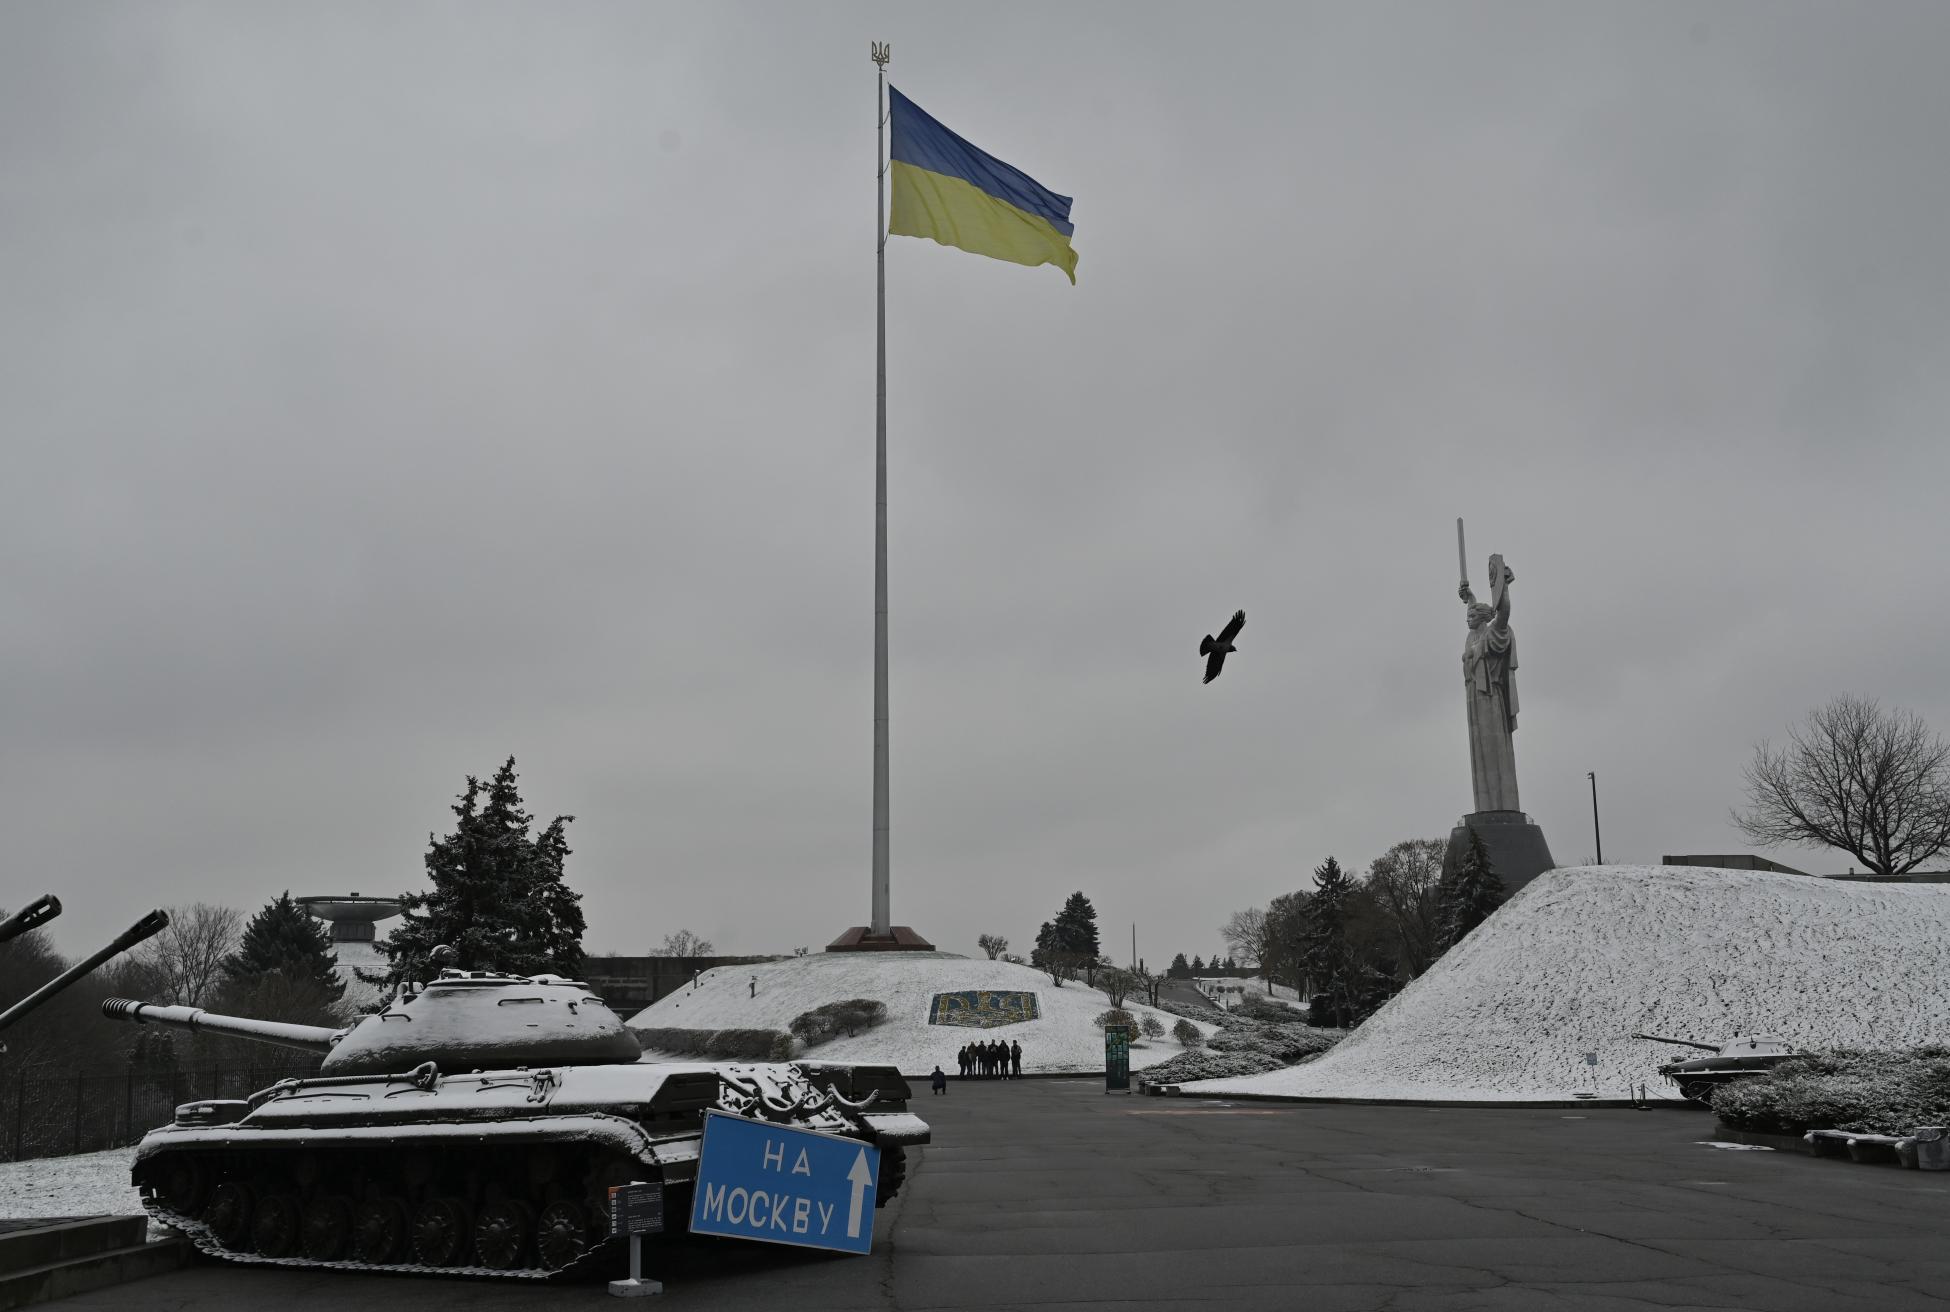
[927,990,1040,1028]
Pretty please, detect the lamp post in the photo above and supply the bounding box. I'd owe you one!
[1587,771,1603,865]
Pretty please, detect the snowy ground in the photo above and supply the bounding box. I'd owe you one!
[0,1147,143,1221]
[1190,865,1950,1102]
[629,952,1212,1074]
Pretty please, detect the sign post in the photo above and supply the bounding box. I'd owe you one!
[689,1111,882,1255]
[1104,1024,1132,1094]
[606,1181,665,1297]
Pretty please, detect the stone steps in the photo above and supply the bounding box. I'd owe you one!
[0,1216,190,1310]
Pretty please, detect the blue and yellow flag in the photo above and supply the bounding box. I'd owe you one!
[888,87,1077,284]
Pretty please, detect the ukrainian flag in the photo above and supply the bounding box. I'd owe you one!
[887,87,1077,284]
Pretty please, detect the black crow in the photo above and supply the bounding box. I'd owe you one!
[1200,610,1245,684]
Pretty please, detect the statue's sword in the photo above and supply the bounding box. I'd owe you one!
[1457,518,1469,588]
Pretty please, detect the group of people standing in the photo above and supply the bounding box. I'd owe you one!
[959,1039,1022,1079]
[928,1037,1028,1094]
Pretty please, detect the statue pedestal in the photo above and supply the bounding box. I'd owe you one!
[825,926,936,952]
[1445,810,1556,897]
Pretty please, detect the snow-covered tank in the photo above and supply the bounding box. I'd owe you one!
[101,951,928,1278]
[1633,1032,1797,1105]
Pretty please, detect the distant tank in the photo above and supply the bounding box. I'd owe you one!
[1633,1032,1797,1105]
[103,947,928,1278]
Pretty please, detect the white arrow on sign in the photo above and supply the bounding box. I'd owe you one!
[845,1148,874,1238]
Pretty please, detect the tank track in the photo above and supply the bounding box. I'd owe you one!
[137,1138,909,1280]
[147,1202,616,1281]
[134,1141,652,1280]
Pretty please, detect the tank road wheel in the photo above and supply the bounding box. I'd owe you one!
[472,1199,535,1271]
[154,1154,210,1217]
[1680,1080,1716,1106]
[300,1195,354,1261]
[534,1201,589,1271]
[876,1145,907,1207]
[204,1181,255,1249]
[351,1197,411,1265]
[251,1193,302,1258]
[411,1196,472,1267]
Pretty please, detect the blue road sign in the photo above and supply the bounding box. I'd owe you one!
[688,1110,882,1255]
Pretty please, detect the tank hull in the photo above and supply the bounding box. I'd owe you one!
[129,1059,926,1278]
[1656,1054,1794,1105]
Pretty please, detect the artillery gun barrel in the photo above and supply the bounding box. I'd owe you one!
[1631,1031,1719,1052]
[100,998,342,1056]
[0,895,61,948]
[0,909,171,1037]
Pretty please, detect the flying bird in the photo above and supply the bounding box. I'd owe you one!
[1199,609,1246,684]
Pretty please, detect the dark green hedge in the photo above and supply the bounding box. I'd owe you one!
[1713,1047,1950,1136]
[632,1026,796,1061]
[788,998,889,1047]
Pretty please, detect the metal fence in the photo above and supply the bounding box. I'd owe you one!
[0,1062,322,1163]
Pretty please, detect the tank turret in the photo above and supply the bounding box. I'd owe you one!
[101,945,928,1278]
[104,963,643,1075]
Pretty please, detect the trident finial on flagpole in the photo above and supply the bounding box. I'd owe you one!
[871,42,890,68]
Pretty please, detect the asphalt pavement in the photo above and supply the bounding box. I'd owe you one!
[55,1079,1950,1311]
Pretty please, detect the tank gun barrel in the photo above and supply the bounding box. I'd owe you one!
[1631,1031,1719,1052]
[0,895,61,948]
[0,909,170,1038]
[100,998,342,1055]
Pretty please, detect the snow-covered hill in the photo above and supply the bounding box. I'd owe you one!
[628,952,1209,1075]
[1190,865,1950,1102]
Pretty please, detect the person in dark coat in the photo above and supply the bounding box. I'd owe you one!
[992,1040,1006,1079]
[957,1045,969,1078]
[1011,1040,1023,1078]
[930,1066,947,1095]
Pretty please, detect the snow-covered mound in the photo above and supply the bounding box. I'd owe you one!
[628,952,1209,1075]
[1190,865,1950,1102]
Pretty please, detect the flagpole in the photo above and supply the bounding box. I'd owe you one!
[870,41,892,938]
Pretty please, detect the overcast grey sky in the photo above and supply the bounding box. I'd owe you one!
[5,2,1948,967]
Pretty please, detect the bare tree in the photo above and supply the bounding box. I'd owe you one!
[1220,908,1269,988]
[654,930,715,958]
[1129,959,1165,1008]
[1098,967,1136,1008]
[976,933,1008,960]
[134,903,242,1007]
[1734,696,1950,876]
[1364,838,1447,978]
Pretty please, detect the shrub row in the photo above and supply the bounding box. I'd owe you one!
[1713,1047,1950,1136]
[787,998,889,1048]
[632,1026,796,1061]
[1139,1009,1341,1088]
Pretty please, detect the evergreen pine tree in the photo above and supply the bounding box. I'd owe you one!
[379,758,588,989]
[1052,892,1101,958]
[1437,826,1507,951]
[224,891,344,1003]
[1168,951,1190,978]
[1190,954,1205,972]
[1301,857,1354,1024]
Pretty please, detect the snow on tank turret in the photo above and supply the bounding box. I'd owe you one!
[102,945,928,1278]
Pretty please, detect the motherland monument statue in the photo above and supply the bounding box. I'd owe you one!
[1444,520,1556,895]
